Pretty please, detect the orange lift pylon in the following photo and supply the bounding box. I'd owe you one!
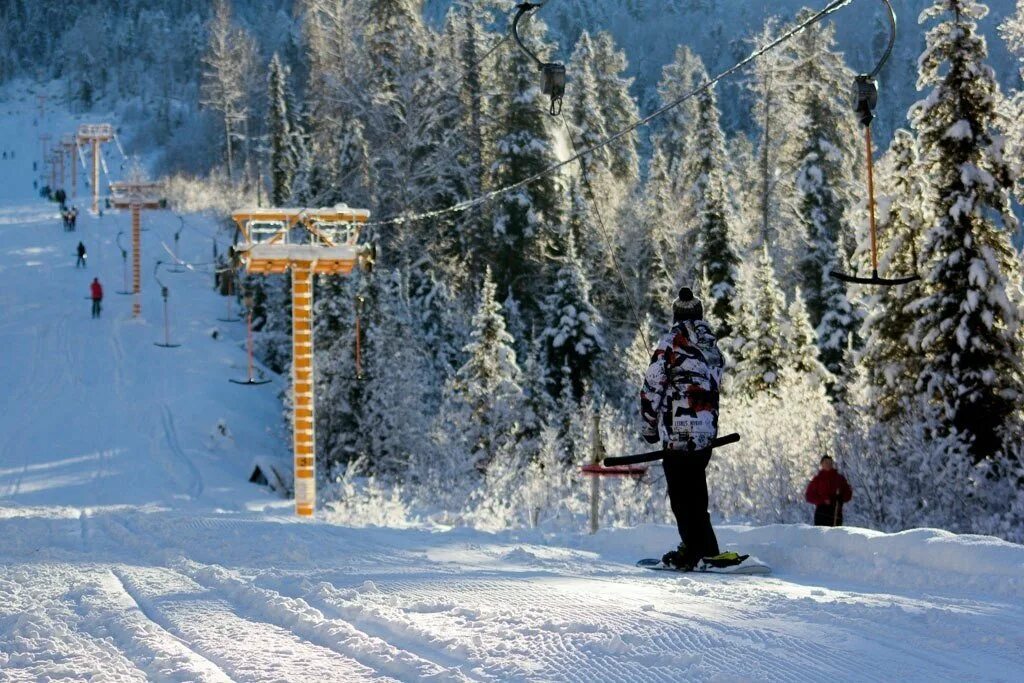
[110,181,164,318]
[231,205,374,517]
[61,135,79,197]
[77,123,115,214]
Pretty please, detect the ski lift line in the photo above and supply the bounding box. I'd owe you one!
[359,0,867,231]
[559,112,652,355]
[112,132,127,160]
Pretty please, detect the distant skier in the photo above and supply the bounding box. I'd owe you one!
[54,188,67,210]
[69,207,77,231]
[90,278,103,318]
[76,242,87,268]
[804,456,853,527]
[641,288,734,571]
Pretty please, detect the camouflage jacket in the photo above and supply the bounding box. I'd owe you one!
[639,320,724,449]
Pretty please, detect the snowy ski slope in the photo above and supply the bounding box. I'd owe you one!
[2,89,1024,682]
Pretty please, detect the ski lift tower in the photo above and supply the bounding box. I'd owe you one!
[110,180,164,318]
[231,205,373,517]
[77,123,115,214]
[61,135,79,198]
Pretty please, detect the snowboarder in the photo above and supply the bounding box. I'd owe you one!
[75,242,86,268]
[804,456,853,527]
[89,278,103,318]
[640,288,730,570]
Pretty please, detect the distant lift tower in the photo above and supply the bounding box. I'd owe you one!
[110,181,164,318]
[77,123,115,214]
[61,135,79,197]
[231,205,373,517]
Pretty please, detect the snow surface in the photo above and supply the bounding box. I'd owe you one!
[2,91,1024,683]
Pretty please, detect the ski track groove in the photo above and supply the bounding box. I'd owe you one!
[180,560,475,682]
[269,576,492,682]
[72,567,237,683]
[160,404,203,500]
[114,564,397,683]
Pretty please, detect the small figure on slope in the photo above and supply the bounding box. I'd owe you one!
[640,288,737,571]
[75,241,87,268]
[804,455,852,526]
[90,277,103,318]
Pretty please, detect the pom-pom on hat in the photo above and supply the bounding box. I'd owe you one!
[673,287,704,322]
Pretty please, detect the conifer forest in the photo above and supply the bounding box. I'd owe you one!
[5,0,1024,542]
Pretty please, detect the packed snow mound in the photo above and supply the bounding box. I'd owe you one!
[576,523,1024,599]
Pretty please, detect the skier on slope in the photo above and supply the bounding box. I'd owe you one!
[640,288,736,571]
[75,242,87,268]
[89,277,103,318]
[804,456,852,527]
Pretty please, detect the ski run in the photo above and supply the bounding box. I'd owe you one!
[0,98,1021,683]
[5,0,1024,679]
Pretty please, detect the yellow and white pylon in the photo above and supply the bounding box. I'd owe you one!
[231,206,372,517]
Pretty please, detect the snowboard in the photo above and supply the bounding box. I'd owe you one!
[636,556,772,575]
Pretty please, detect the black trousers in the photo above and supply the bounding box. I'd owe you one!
[663,450,719,560]
[91,299,101,318]
[814,504,843,527]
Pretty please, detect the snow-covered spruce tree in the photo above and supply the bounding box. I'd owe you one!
[364,0,426,108]
[651,45,705,199]
[489,18,563,314]
[447,269,524,470]
[592,32,640,196]
[267,53,298,206]
[444,1,500,275]
[632,148,678,324]
[568,32,614,199]
[688,83,740,338]
[786,14,861,376]
[730,246,787,398]
[541,224,605,402]
[745,17,795,249]
[857,130,928,422]
[908,0,1024,462]
[406,256,465,395]
[356,271,435,476]
[783,286,831,388]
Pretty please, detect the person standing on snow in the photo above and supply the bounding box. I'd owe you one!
[805,456,853,526]
[640,288,728,570]
[75,241,87,268]
[90,278,103,318]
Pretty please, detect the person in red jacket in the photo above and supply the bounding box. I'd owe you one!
[90,277,103,319]
[805,456,853,526]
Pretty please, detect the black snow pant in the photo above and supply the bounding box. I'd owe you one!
[814,503,843,527]
[91,298,101,318]
[663,450,719,562]
[76,255,86,268]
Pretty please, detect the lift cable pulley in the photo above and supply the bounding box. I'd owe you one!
[512,2,565,115]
